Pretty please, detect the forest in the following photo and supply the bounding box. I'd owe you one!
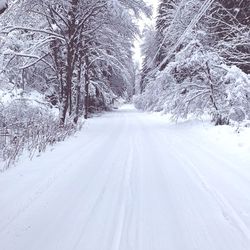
[0,0,249,168]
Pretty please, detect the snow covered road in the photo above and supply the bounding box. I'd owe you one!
[1,105,250,250]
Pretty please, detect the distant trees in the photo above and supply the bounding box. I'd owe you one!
[136,0,250,124]
[139,26,158,93]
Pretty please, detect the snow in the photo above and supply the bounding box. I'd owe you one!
[0,89,47,106]
[0,105,250,250]
[0,88,58,118]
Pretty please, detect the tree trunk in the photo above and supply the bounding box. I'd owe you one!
[84,55,90,119]
[61,0,79,123]
[84,74,90,119]
[74,66,82,124]
[60,83,69,125]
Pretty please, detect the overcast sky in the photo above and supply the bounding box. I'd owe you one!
[133,0,159,66]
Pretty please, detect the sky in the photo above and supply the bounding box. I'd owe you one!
[133,0,159,66]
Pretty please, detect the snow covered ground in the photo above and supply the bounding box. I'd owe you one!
[0,105,250,250]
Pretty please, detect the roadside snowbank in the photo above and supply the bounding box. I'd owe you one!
[148,111,250,161]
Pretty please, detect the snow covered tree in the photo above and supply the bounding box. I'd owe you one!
[155,0,180,64]
[136,0,250,125]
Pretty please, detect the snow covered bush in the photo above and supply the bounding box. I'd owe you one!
[0,90,81,171]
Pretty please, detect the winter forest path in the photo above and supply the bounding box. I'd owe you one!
[0,105,250,250]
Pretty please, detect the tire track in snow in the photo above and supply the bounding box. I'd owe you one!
[72,112,131,250]
[181,154,250,242]
[175,130,250,184]
[157,130,250,243]
[110,133,138,250]
[72,157,119,250]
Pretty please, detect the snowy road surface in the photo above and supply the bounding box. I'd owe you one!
[1,105,250,250]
